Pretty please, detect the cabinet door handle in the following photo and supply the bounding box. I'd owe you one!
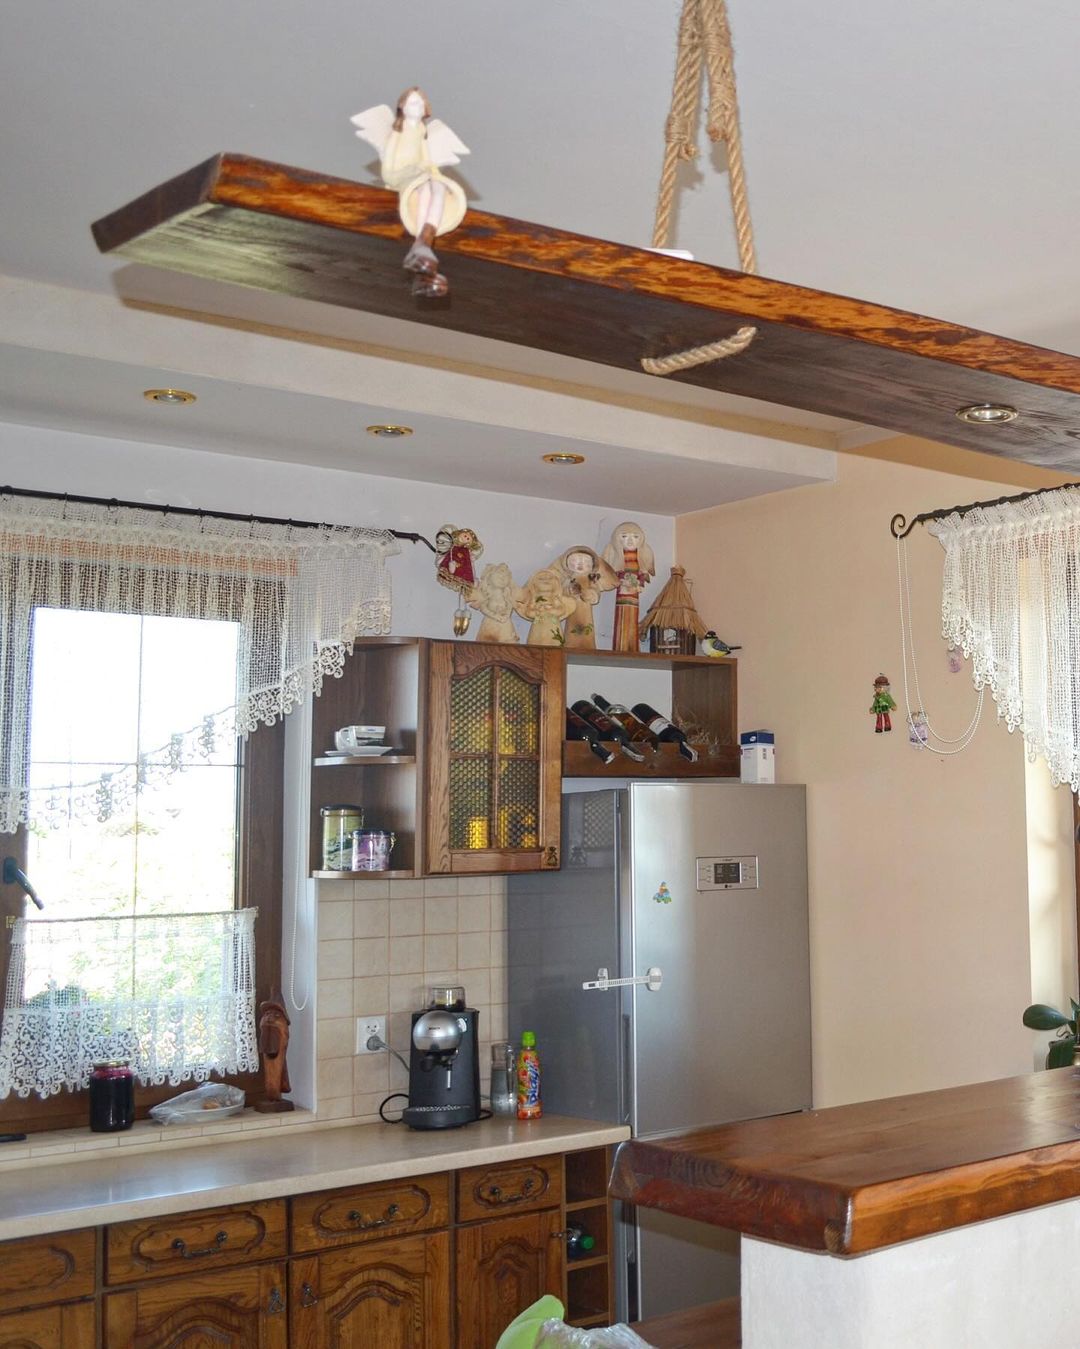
[300,1282,319,1308]
[481,1176,537,1206]
[171,1230,228,1260]
[551,1229,573,1241]
[346,1202,400,1230]
[267,1287,285,1316]
[544,846,559,867]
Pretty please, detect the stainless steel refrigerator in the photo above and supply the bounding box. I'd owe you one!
[507,781,812,1322]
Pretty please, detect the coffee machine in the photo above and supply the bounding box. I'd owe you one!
[402,985,481,1130]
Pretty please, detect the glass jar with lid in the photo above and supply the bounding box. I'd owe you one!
[321,805,363,870]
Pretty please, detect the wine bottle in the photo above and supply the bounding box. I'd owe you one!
[629,702,699,762]
[590,693,661,753]
[566,709,617,765]
[570,700,647,762]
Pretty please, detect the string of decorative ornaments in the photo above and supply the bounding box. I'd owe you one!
[894,535,984,755]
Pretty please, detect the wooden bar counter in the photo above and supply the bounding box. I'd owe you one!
[613,1070,1080,1349]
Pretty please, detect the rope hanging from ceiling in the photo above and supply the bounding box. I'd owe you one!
[642,0,759,377]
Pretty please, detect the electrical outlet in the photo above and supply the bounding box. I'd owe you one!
[355,1014,387,1055]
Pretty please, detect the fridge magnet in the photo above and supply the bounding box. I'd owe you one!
[350,88,470,297]
[514,567,577,645]
[653,882,673,905]
[553,545,618,650]
[639,565,708,656]
[870,673,897,733]
[602,522,656,653]
[468,562,525,642]
[908,710,929,748]
[701,631,742,657]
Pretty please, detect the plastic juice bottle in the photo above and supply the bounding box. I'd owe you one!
[516,1031,542,1120]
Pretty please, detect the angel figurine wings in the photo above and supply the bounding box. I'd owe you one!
[351,88,469,298]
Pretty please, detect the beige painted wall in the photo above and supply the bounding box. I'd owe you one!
[678,453,1075,1107]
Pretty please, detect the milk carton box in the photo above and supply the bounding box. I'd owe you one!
[740,730,775,784]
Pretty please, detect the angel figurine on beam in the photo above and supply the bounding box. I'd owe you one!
[351,87,469,298]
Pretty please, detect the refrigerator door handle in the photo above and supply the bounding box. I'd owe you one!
[582,966,662,992]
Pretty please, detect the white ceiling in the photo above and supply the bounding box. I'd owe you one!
[2,0,1077,510]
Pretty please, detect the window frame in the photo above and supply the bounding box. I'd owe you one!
[0,597,284,1134]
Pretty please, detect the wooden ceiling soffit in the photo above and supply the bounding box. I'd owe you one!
[92,154,1080,465]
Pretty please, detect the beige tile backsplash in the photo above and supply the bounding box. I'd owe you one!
[316,875,510,1124]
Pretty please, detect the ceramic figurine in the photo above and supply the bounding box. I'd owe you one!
[515,567,577,646]
[701,631,742,657]
[436,525,483,595]
[602,522,656,654]
[351,88,469,297]
[469,562,524,643]
[871,673,897,733]
[253,992,294,1112]
[553,545,618,650]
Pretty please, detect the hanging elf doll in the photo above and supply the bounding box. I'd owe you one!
[870,673,897,733]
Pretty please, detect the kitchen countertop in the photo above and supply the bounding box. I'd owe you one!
[610,1068,1080,1256]
[0,1114,628,1241]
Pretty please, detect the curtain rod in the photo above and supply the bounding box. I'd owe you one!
[0,485,438,553]
[890,480,1080,540]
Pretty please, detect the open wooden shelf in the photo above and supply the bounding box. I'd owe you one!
[311,869,415,881]
[92,154,1080,468]
[313,755,415,767]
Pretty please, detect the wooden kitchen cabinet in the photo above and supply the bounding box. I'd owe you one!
[455,1209,564,1348]
[289,1232,450,1349]
[104,1262,288,1347]
[426,642,565,875]
[0,1301,96,1348]
[0,1229,96,1314]
[105,1199,287,1284]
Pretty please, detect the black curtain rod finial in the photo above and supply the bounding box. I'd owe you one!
[890,481,1080,540]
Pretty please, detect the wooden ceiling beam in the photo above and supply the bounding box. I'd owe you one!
[92,154,1080,465]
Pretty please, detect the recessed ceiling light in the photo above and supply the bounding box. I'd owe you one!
[143,388,196,405]
[542,452,586,466]
[955,403,1018,425]
[366,423,413,438]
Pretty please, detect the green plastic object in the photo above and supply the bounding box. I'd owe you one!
[521,1030,536,1047]
[494,1294,565,1349]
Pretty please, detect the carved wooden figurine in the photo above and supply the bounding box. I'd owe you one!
[603,522,656,654]
[253,992,295,1113]
[351,88,469,298]
[553,545,618,650]
[514,567,577,646]
[468,562,524,642]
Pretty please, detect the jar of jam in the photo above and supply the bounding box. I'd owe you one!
[89,1061,135,1132]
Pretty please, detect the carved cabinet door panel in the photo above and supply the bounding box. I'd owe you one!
[104,1262,288,1348]
[0,1301,95,1349]
[290,1232,450,1349]
[455,1210,563,1349]
[426,642,564,875]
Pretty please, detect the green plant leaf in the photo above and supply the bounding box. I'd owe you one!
[1024,1003,1070,1030]
[1072,998,1080,1018]
[1048,1037,1077,1069]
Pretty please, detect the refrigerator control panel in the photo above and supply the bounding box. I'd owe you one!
[695,856,759,890]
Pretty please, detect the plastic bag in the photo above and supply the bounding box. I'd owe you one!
[535,1321,655,1348]
[149,1083,245,1125]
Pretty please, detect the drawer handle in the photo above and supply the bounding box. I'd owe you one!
[346,1201,400,1230]
[482,1176,537,1206]
[171,1230,228,1260]
[301,1282,319,1308]
[267,1287,285,1316]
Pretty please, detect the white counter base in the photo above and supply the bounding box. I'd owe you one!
[742,1195,1080,1349]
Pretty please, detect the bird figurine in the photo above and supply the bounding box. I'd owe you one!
[701,631,741,657]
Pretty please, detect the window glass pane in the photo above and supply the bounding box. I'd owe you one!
[26,609,240,920]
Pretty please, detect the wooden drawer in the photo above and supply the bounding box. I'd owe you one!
[0,1299,96,1349]
[291,1173,450,1253]
[106,1199,287,1285]
[0,1229,96,1314]
[456,1154,563,1223]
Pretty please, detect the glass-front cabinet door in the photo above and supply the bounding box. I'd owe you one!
[425,643,564,874]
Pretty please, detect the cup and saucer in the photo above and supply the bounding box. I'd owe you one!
[326,725,393,757]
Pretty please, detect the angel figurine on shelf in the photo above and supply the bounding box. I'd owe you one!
[552,545,618,650]
[514,567,577,646]
[351,87,469,298]
[435,525,483,635]
[468,562,524,643]
[602,521,656,653]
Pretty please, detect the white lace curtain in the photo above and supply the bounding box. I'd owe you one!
[0,494,399,833]
[0,910,258,1098]
[929,487,1080,789]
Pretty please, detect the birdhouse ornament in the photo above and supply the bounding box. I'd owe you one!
[638,565,707,656]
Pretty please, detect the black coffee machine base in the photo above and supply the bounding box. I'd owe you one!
[401,1102,478,1131]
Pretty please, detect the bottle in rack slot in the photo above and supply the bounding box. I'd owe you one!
[629,702,699,762]
[566,708,617,765]
[589,693,661,753]
[569,701,646,763]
